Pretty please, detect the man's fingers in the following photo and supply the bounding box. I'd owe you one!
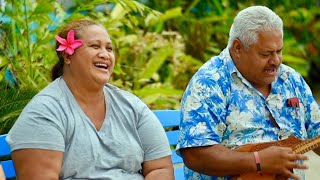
[287,154,308,161]
[287,161,308,170]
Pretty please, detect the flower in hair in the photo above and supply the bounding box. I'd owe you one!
[56,30,83,55]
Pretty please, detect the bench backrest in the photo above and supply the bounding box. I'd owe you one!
[0,134,16,178]
[0,110,184,179]
[153,109,184,180]
[153,110,182,164]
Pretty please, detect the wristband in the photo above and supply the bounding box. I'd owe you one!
[253,151,262,173]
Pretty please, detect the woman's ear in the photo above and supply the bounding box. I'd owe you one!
[62,53,71,64]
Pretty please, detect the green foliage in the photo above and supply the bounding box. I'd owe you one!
[0,0,191,131]
[0,0,62,89]
[0,88,38,134]
[142,0,320,86]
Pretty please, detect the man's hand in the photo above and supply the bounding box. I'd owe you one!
[259,146,308,180]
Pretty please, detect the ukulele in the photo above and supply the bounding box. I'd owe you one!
[232,135,320,180]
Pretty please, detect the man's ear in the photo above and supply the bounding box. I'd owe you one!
[229,39,242,61]
[232,38,242,54]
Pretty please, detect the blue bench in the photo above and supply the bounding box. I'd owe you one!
[153,110,184,180]
[0,110,184,179]
[0,134,16,178]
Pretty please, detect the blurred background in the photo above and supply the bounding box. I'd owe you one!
[0,0,319,179]
[1,0,320,133]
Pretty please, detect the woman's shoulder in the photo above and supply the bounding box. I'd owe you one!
[29,78,67,107]
[104,83,146,109]
[104,83,138,99]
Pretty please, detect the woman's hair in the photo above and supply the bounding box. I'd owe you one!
[51,19,103,80]
[227,6,283,49]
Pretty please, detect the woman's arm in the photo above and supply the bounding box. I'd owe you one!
[143,156,174,180]
[135,101,174,179]
[12,149,63,180]
[0,164,5,180]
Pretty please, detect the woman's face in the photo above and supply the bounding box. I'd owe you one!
[66,25,115,87]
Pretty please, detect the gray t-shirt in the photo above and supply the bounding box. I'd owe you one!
[7,77,171,180]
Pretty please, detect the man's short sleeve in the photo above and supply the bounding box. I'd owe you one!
[177,59,230,150]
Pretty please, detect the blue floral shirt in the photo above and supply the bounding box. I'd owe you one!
[176,48,320,180]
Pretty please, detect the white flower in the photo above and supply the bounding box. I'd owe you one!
[227,109,253,131]
[280,71,289,80]
[189,82,214,100]
[233,77,244,90]
[267,94,283,109]
[216,122,226,137]
[184,96,201,112]
[212,72,220,81]
[191,173,201,180]
[190,122,208,136]
[310,102,320,121]
[246,100,255,111]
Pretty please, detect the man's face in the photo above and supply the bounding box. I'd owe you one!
[233,30,283,90]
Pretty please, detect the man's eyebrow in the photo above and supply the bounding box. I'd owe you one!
[274,46,283,51]
[261,48,283,53]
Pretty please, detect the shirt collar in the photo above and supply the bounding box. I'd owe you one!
[220,48,237,76]
[220,48,249,85]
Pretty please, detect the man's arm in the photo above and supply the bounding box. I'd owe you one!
[142,156,174,180]
[12,149,63,180]
[181,144,308,179]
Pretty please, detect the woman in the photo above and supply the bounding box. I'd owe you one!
[0,164,5,180]
[6,19,174,179]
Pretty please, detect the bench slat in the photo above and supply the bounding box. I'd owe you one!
[166,130,179,145]
[0,134,10,156]
[153,110,185,180]
[171,150,183,164]
[153,110,180,128]
[1,160,16,178]
[174,167,184,180]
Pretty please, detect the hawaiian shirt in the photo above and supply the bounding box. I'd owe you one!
[176,48,320,180]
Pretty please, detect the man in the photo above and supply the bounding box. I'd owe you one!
[176,6,320,180]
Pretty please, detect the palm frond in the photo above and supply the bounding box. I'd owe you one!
[0,88,38,134]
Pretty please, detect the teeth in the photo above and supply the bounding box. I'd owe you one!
[95,63,108,68]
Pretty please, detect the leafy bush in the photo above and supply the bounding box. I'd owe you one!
[0,0,191,132]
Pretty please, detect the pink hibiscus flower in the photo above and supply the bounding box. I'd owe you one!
[56,30,83,55]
